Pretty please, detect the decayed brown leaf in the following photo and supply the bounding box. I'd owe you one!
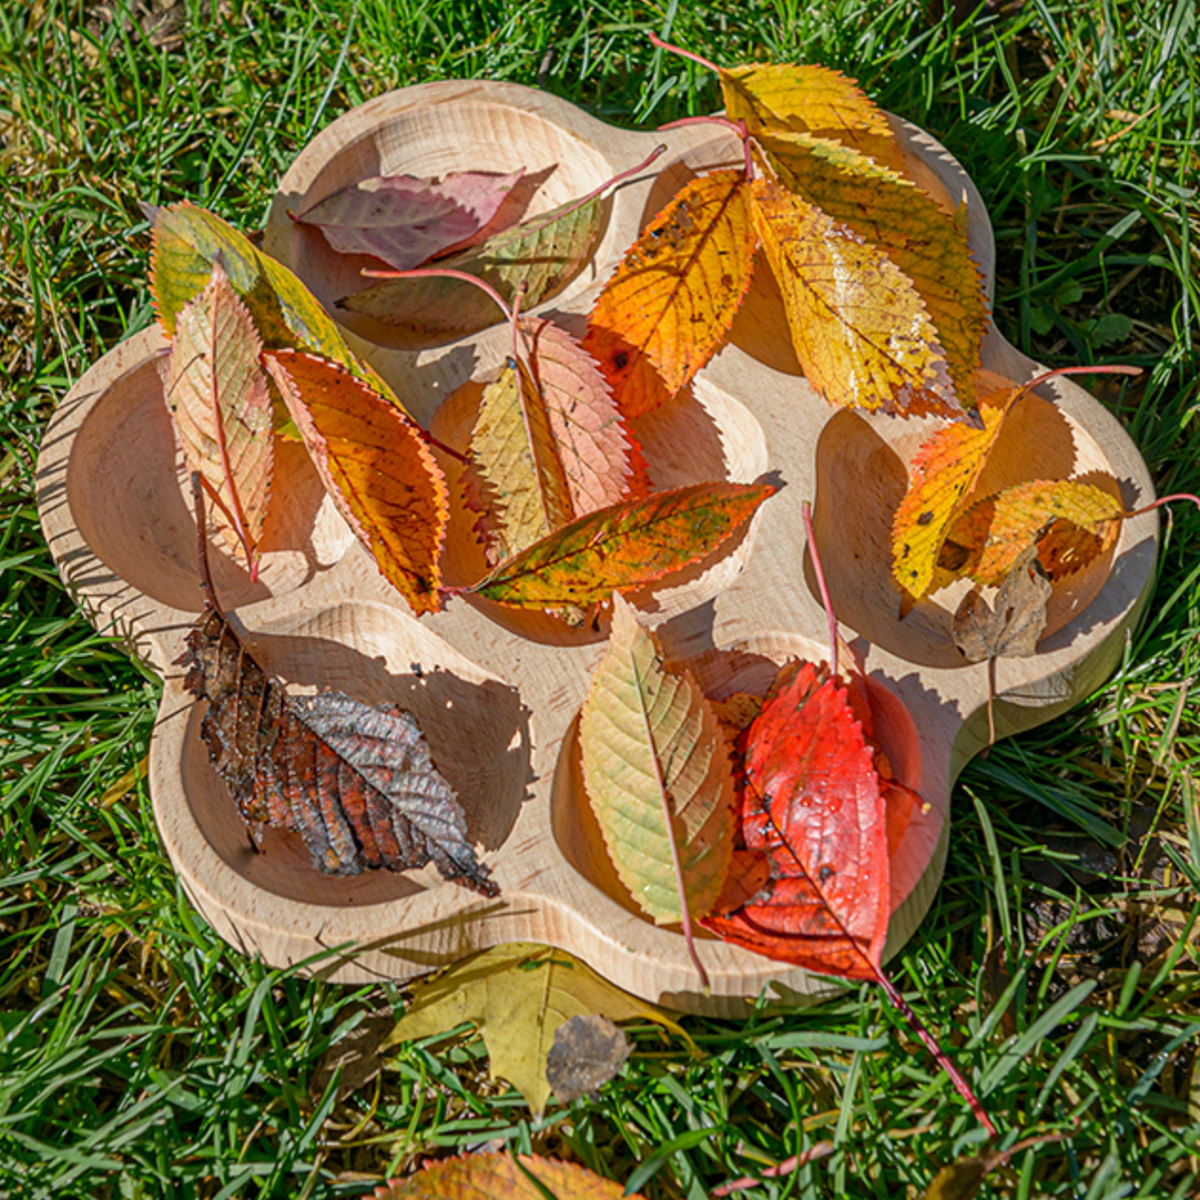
[546,1014,631,1102]
[952,546,1053,663]
[182,479,495,893]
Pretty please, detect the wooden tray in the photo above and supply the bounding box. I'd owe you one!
[37,81,1158,1016]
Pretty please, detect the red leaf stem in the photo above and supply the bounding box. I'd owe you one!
[648,31,722,75]
[801,500,838,679]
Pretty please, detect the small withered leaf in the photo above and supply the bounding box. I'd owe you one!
[546,1014,631,1102]
[952,545,1052,663]
[179,607,497,895]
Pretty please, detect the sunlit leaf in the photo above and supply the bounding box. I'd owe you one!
[579,595,734,926]
[262,349,448,615]
[583,169,757,416]
[376,1153,646,1199]
[751,179,956,418]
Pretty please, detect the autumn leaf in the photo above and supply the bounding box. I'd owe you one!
[579,596,734,984]
[952,546,1053,663]
[546,1015,631,1102]
[179,496,495,893]
[262,349,448,615]
[751,178,958,418]
[160,260,273,576]
[294,168,524,270]
[471,480,776,609]
[375,1153,647,1200]
[469,320,639,564]
[701,663,889,980]
[583,168,757,417]
[384,942,684,1117]
[150,201,405,411]
[719,61,908,174]
[944,479,1124,587]
[341,194,603,334]
[758,129,986,409]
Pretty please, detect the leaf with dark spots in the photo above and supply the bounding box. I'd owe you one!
[179,604,496,894]
[546,1014,631,1102]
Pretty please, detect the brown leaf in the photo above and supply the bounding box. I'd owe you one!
[546,1014,631,1102]
[309,1009,394,1103]
[952,546,1052,662]
[180,603,496,894]
[375,1153,645,1199]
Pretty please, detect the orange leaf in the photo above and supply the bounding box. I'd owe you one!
[758,130,986,410]
[720,62,908,175]
[751,178,956,418]
[262,349,448,614]
[890,385,1020,600]
[583,169,757,417]
[945,479,1123,587]
[376,1153,643,1200]
[472,480,776,609]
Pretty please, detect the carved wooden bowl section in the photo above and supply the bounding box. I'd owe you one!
[39,81,1158,1016]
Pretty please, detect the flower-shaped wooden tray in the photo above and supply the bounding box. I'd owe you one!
[38,81,1157,1016]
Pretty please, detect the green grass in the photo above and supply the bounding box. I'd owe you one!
[2,0,1199,1196]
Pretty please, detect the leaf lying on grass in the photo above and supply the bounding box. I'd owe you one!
[376,1153,647,1199]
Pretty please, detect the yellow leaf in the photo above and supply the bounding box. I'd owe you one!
[720,62,908,175]
[751,179,954,417]
[579,596,734,927]
[385,942,686,1117]
[890,385,1021,600]
[758,129,986,410]
[945,479,1124,587]
[377,1153,645,1200]
[583,169,757,416]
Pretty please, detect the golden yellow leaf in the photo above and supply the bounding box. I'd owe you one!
[376,1153,645,1200]
[758,129,986,410]
[384,942,685,1117]
[751,179,954,417]
[583,169,756,416]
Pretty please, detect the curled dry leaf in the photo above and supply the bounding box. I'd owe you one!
[262,349,448,615]
[701,663,889,980]
[944,478,1124,587]
[758,129,986,410]
[469,321,640,565]
[160,260,273,576]
[579,596,734,983]
[471,480,777,610]
[341,194,603,334]
[952,546,1053,663]
[374,1153,646,1200]
[751,178,955,418]
[386,942,684,1118]
[295,168,524,270]
[546,1014,631,1102]
[583,168,757,416]
[180,606,496,893]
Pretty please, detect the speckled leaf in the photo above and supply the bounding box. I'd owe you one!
[374,1153,647,1199]
[160,260,273,575]
[340,195,603,334]
[262,349,448,615]
[580,596,734,926]
[952,546,1053,662]
[944,479,1124,587]
[295,168,524,270]
[751,179,957,418]
[720,61,908,174]
[471,480,776,609]
[583,169,756,416]
[759,129,986,410]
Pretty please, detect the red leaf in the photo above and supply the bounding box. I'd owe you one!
[701,663,889,979]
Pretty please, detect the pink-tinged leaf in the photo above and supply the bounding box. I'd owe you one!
[262,349,448,615]
[160,260,273,577]
[295,169,525,271]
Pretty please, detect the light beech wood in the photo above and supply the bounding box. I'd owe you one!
[38,81,1157,1015]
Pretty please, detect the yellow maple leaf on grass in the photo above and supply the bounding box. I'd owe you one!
[385,942,686,1117]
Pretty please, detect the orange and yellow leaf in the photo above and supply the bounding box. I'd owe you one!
[262,349,448,614]
[583,169,757,417]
